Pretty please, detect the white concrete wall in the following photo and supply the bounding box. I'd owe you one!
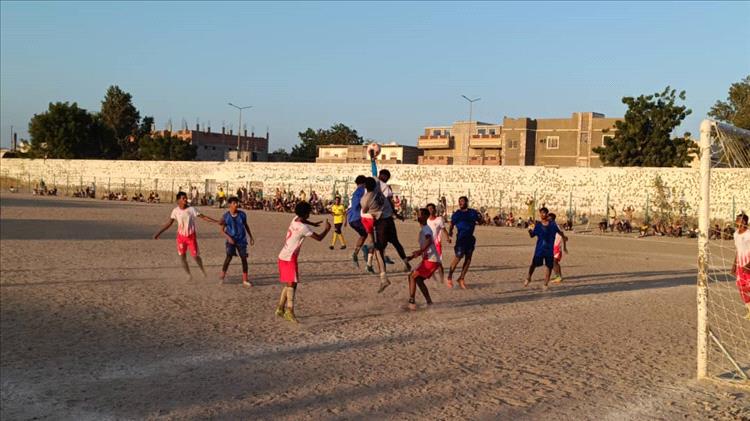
[1,158,747,221]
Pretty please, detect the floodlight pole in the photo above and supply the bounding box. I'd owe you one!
[461,95,481,165]
[228,103,252,159]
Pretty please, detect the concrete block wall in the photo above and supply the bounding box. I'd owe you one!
[1,158,747,222]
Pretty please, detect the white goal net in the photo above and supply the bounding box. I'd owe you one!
[697,119,750,384]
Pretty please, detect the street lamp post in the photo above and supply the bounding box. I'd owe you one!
[461,95,481,165]
[228,102,253,160]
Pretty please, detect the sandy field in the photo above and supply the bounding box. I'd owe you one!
[1,195,748,420]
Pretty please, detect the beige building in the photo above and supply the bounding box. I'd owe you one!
[417,112,621,167]
[154,125,269,162]
[316,142,421,164]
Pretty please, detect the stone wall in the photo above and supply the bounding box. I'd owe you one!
[1,158,747,222]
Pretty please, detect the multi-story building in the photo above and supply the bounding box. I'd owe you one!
[316,142,421,164]
[155,125,269,161]
[417,112,621,167]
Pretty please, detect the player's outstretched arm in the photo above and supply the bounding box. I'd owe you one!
[311,220,332,241]
[198,214,219,224]
[154,219,174,239]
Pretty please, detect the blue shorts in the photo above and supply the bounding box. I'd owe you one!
[454,235,476,258]
[532,255,554,269]
[226,242,248,258]
[349,219,367,237]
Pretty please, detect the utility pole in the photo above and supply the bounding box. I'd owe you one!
[228,102,252,160]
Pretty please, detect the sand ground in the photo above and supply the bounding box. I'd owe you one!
[1,195,748,420]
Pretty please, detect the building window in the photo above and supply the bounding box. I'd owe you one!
[602,134,614,144]
[507,139,519,149]
[546,136,560,149]
[444,130,450,137]
[477,128,486,135]
[489,129,496,135]
[432,129,442,136]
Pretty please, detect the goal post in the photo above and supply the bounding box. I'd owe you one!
[696,119,750,384]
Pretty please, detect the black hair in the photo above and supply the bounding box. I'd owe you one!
[548,212,556,220]
[355,175,367,185]
[295,201,312,218]
[539,207,549,214]
[419,208,430,219]
[228,197,239,204]
[364,177,377,192]
[459,196,469,203]
[176,191,187,200]
[379,169,391,179]
[739,213,749,225]
[426,203,436,210]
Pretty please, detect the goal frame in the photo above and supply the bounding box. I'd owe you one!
[697,119,750,382]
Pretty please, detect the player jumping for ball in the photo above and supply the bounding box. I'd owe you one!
[219,197,255,287]
[154,191,219,280]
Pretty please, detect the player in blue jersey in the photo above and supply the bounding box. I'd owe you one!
[219,197,255,287]
[525,207,568,291]
[347,175,371,267]
[446,196,483,289]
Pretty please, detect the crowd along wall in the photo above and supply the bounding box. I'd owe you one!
[0,158,747,223]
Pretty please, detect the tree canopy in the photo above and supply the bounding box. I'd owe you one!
[593,87,695,167]
[708,75,750,130]
[28,102,119,159]
[290,123,363,162]
[100,85,141,158]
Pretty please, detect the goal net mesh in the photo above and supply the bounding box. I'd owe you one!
[701,120,750,383]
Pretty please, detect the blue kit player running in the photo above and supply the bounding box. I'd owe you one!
[447,196,483,289]
[220,197,255,287]
[525,206,568,291]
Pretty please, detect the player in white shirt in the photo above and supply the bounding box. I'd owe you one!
[426,203,450,287]
[549,213,568,283]
[732,213,750,320]
[275,201,331,323]
[402,208,438,310]
[154,191,219,280]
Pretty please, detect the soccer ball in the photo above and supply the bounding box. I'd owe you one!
[367,143,381,159]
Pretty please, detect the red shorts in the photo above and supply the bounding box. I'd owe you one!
[414,260,439,279]
[176,233,199,257]
[554,245,562,262]
[361,216,375,234]
[278,255,299,284]
[737,268,750,304]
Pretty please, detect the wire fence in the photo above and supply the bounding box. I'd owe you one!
[1,169,744,231]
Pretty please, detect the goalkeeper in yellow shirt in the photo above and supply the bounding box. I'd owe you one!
[329,196,347,250]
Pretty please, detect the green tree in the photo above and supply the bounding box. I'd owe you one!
[100,85,141,158]
[708,75,750,130]
[138,133,196,161]
[290,123,363,162]
[593,87,695,167]
[28,102,118,159]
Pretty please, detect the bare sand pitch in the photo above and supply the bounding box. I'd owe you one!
[1,195,747,420]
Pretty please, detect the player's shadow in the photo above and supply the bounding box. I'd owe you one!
[451,270,696,310]
[0,219,155,240]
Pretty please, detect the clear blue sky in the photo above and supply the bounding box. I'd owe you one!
[1,1,749,150]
